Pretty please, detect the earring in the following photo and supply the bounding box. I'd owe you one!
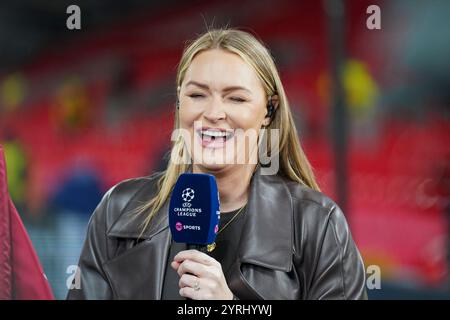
[176,98,180,109]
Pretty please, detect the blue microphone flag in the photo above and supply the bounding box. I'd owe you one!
[168,173,220,246]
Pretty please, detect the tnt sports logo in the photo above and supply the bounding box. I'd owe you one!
[175,222,201,231]
[182,188,195,202]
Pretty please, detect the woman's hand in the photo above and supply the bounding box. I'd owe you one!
[171,249,234,300]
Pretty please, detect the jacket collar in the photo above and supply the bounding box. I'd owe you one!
[107,174,169,240]
[107,165,294,273]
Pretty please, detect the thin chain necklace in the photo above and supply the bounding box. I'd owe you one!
[207,204,247,252]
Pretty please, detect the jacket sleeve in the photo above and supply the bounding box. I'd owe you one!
[66,188,114,300]
[306,205,368,300]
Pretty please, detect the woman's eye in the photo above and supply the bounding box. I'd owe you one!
[229,97,246,103]
[188,94,205,99]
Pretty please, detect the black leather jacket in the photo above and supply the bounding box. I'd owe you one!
[67,166,368,300]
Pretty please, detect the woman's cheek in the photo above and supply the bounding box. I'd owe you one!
[234,108,262,133]
[179,108,196,127]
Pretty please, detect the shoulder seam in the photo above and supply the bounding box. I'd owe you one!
[328,207,347,299]
[306,205,333,297]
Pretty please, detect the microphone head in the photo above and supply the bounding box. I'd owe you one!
[169,173,220,246]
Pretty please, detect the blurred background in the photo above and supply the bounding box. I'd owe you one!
[0,0,449,299]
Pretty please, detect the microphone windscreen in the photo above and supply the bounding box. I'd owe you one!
[168,173,220,246]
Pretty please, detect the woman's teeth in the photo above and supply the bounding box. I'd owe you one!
[200,130,233,141]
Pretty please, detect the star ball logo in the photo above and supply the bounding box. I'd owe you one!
[181,188,195,202]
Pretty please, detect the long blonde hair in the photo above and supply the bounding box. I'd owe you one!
[139,28,320,232]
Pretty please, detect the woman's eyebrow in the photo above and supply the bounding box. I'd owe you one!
[186,81,209,90]
[185,81,251,94]
[222,86,252,94]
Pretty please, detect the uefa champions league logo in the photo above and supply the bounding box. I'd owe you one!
[182,188,195,202]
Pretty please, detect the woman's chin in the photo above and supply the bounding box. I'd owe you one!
[203,164,227,173]
[192,157,234,172]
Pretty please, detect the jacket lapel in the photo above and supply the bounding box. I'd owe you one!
[238,168,293,272]
[227,167,295,299]
[103,228,171,299]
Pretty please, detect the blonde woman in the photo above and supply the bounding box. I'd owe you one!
[67,29,367,300]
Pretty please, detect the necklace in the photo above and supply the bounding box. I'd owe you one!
[207,204,247,252]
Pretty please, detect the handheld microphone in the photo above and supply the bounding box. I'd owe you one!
[168,173,220,252]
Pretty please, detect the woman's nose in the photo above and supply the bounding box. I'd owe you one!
[202,98,226,122]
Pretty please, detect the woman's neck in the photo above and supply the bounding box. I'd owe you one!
[193,164,255,212]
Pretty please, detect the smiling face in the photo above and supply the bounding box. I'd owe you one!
[178,49,270,173]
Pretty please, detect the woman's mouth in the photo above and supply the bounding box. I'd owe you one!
[196,128,234,149]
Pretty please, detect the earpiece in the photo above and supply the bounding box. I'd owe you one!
[176,86,181,110]
[266,97,275,118]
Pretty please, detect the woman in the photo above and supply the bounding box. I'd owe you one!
[67,28,367,300]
